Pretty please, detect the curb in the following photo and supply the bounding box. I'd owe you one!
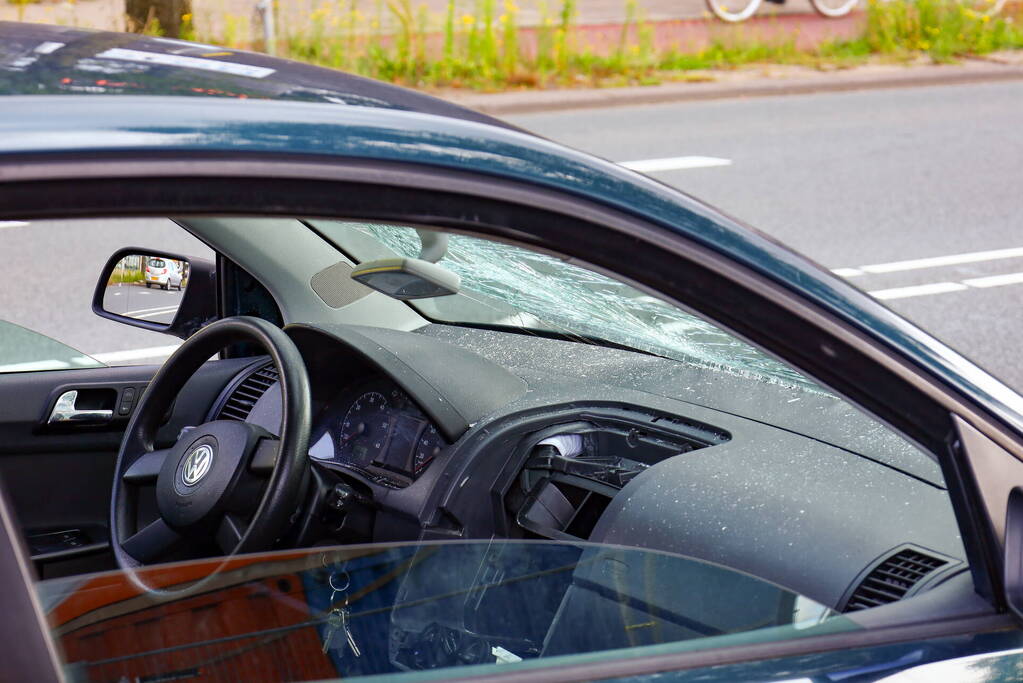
[442,61,1023,115]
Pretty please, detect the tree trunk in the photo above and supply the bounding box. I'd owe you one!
[125,0,193,39]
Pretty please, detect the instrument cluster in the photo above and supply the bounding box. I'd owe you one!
[308,379,447,487]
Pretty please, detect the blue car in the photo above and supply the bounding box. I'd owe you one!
[2,21,1023,683]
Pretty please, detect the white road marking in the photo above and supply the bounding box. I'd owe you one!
[133,309,181,320]
[961,272,1023,289]
[89,345,180,363]
[123,304,180,317]
[619,156,733,172]
[0,221,28,229]
[831,267,864,278]
[868,282,969,300]
[836,246,1023,277]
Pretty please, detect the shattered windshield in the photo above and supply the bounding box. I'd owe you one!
[313,221,821,392]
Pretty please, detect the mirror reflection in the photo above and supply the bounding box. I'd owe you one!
[102,253,189,325]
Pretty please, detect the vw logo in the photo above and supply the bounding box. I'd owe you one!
[181,444,214,486]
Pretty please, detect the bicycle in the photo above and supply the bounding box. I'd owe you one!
[705,0,1008,24]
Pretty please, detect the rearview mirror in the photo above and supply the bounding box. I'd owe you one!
[93,248,217,339]
[349,229,460,300]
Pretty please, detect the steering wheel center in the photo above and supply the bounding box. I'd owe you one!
[156,421,267,532]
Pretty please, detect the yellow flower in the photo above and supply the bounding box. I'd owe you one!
[504,0,520,13]
[918,40,930,49]
[499,13,508,24]
[981,13,991,22]
[461,13,475,26]
[182,13,192,23]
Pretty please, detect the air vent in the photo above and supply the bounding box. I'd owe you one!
[843,548,948,612]
[217,363,279,421]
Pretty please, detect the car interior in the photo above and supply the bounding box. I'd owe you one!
[0,213,990,678]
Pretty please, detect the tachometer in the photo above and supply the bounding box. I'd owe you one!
[338,391,390,467]
[414,424,444,475]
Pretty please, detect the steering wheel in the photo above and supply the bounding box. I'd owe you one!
[110,317,311,572]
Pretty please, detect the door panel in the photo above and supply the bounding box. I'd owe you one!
[0,358,253,578]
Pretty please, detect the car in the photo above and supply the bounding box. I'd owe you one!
[144,256,183,290]
[1,20,1023,683]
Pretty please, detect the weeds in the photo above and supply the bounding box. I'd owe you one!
[177,0,1023,91]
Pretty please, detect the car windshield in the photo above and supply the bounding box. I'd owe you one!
[148,258,166,267]
[38,539,852,680]
[313,221,822,393]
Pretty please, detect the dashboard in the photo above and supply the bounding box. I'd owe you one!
[308,379,447,488]
[211,321,968,621]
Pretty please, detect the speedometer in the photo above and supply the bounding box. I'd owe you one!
[338,391,390,467]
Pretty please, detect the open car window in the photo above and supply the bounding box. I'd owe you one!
[17,215,967,682]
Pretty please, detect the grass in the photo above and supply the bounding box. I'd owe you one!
[151,0,1022,90]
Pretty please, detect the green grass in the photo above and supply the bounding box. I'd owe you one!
[170,0,1023,91]
[858,0,1023,60]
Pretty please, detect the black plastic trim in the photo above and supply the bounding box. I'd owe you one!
[838,543,964,612]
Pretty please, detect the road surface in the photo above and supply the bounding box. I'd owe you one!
[508,79,1023,391]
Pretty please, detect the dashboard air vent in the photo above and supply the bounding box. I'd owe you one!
[217,363,279,421]
[844,548,948,612]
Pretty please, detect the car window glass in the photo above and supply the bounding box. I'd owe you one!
[39,541,858,681]
[0,218,215,371]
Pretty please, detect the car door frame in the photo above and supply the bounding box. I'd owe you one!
[2,152,1022,681]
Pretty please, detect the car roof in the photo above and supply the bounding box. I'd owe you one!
[0,21,521,132]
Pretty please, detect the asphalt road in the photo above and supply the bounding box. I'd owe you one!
[508,80,1023,392]
[103,283,185,325]
[0,80,1020,394]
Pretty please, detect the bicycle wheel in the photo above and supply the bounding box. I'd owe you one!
[966,0,1008,15]
[706,0,762,22]
[809,0,859,18]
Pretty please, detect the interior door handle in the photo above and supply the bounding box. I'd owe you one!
[48,390,114,424]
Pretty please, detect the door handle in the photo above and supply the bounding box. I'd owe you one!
[48,390,114,424]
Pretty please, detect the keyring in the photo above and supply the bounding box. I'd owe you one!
[329,570,351,593]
